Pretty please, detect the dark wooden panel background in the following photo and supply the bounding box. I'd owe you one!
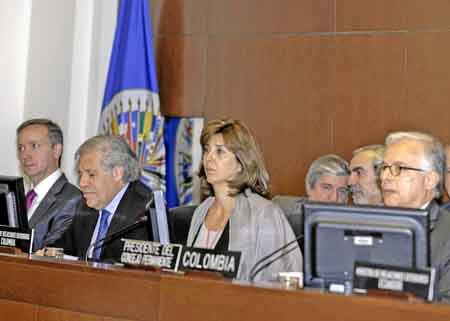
[151,0,450,196]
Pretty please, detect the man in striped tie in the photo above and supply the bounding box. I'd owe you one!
[50,135,154,262]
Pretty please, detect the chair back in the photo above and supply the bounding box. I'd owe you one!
[168,205,197,245]
[272,195,305,250]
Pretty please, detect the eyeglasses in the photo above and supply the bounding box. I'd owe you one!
[380,164,427,177]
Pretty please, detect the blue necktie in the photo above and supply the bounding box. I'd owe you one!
[92,209,111,260]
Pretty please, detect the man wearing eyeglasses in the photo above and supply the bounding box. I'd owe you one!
[381,131,450,303]
[348,145,384,205]
[442,145,450,210]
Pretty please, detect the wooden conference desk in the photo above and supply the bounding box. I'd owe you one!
[0,254,449,321]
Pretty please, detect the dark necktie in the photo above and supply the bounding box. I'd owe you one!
[92,209,112,260]
[25,189,37,210]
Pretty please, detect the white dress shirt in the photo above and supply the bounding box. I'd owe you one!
[27,169,62,220]
[87,183,129,258]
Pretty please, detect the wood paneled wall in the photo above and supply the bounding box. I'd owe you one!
[151,0,450,196]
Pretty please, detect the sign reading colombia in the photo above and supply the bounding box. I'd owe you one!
[120,239,241,278]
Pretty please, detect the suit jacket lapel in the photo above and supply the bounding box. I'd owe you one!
[428,200,440,232]
[107,183,140,235]
[29,174,67,228]
[80,206,99,254]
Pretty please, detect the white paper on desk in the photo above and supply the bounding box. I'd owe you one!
[63,254,79,261]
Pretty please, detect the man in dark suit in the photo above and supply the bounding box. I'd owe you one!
[381,131,450,303]
[51,135,153,262]
[17,119,81,251]
[305,154,350,204]
[442,144,450,210]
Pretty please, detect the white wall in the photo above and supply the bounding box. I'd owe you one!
[0,0,118,184]
[0,1,32,176]
[24,0,76,177]
[24,1,76,123]
[63,0,117,183]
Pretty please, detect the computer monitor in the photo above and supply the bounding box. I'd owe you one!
[0,175,29,230]
[148,190,170,244]
[303,202,429,290]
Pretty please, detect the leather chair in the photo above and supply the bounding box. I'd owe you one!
[167,205,197,245]
[168,198,305,248]
[272,195,305,251]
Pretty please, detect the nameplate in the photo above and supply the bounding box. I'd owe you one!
[119,240,241,278]
[353,262,435,301]
[0,226,34,254]
[120,239,183,271]
[179,247,241,278]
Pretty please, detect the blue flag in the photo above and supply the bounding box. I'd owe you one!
[164,117,203,208]
[99,0,165,191]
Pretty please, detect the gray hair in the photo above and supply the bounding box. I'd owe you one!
[75,135,141,183]
[17,118,64,165]
[305,154,349,191]
[445,144,450,173]
[352,144,385,172]
[385,131,444,197]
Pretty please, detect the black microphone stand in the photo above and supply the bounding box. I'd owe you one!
[249,235,303,282]
[84,198,154,263]
[84,216,148,263]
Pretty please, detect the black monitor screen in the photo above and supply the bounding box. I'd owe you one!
[0,176,28,230]
[303,202,429,290]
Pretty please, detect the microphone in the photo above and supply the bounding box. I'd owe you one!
[84,198,154,262]
[249,235,303,282]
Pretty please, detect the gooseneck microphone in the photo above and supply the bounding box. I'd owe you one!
[249,235,303,282]
[84,198,154,263]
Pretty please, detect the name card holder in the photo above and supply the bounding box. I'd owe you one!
[0,226,34,255]
[179,247,241,278]
[120,239,183,272]
[353,261,435,301]
[120,239,242,279]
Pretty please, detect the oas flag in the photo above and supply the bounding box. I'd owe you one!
[99,0,165,191]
